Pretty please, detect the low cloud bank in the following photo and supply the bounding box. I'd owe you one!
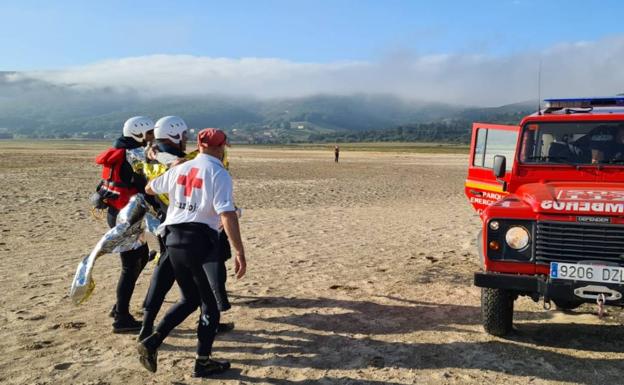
[9,36,624,106]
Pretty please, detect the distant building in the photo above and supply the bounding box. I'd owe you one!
[290,121,308,130]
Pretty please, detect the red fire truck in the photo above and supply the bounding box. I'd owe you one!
[466,97,624,336]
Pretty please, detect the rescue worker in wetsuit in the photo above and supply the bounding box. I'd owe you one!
[139,120,235,341]
[95,116,155,333]
[139,116,189,341]
[138,128,246,377]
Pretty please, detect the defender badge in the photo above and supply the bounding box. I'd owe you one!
[576,216,611,224]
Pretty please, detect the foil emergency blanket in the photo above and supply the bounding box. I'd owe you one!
[125,147,147,172]
[69,194,160,305]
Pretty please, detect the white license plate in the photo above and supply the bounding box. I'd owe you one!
[550,262,624,284]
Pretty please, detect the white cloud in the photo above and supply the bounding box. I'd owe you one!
[9,35,624,106]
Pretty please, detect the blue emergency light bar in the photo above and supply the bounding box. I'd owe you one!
[544,97,624,109]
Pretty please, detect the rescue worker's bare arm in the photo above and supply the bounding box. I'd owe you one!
[147,145,158,161]
[220,211,246,279]
[145,182,156,196]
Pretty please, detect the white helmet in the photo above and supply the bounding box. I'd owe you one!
[123,116,154,143]
[154,116,188,144]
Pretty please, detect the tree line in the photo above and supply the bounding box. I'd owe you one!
[308,120,473,143]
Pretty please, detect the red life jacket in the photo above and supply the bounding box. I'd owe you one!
[95,148,139,210]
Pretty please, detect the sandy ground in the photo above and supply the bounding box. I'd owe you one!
[1,142,624,385]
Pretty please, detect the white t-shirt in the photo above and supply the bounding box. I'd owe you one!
[149,153,235,231]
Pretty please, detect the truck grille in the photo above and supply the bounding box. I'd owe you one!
[535,221,624,264]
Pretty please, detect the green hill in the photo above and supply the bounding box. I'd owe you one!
[0,72,532,143]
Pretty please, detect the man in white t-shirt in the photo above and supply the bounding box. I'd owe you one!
[137,128,246,378]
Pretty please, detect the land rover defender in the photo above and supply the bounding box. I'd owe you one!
[465,97,624,336]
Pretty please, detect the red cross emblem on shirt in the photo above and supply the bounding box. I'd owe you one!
[177,167,203,197]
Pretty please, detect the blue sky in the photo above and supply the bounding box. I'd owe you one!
[5,0,624,105]
[3,0,624,70]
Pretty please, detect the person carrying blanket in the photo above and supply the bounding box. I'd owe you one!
[93,116,156,333]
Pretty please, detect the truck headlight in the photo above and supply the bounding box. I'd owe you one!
[505,226,530,250]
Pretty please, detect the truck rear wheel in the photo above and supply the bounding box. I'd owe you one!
[481,288,514,336]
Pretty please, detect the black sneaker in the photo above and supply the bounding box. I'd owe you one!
[217,322,235,334]
[112,314,142,333]
[137,339,158,373]
[192,358,230,378]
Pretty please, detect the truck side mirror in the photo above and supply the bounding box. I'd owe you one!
[492,155,506,178]
[492,155,508,191]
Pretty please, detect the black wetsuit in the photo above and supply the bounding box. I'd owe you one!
[106,136,152,319]
[151,223,221,356]
[210,232,231,311]
[141,143,185,333]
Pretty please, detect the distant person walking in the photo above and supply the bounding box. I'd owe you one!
[334,145,340,163]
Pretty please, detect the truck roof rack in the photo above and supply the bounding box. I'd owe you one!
[543,97,624,113]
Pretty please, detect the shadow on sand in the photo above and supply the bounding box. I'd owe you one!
[163,295,624,384]
[209,368,410,385]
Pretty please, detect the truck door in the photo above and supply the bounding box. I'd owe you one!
[465,123,520,215]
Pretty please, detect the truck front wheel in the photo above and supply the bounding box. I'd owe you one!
[553,299,583,311]
[481,287,514,336]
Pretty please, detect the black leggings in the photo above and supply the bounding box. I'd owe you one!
[107,208,149,316]
[155,246,221,356]
[142,250,175,329]
[142,232,231,331]
[205,258,230,312]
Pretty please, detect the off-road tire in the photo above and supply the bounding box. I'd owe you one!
[553,299,583,311]
[481,287,514,337]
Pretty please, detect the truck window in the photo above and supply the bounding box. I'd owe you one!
[520,121,624,164]
[473,128,517,170]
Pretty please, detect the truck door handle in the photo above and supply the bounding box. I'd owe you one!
[470,190,483,196]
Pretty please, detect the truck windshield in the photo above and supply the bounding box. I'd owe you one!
[520,121,624,165]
